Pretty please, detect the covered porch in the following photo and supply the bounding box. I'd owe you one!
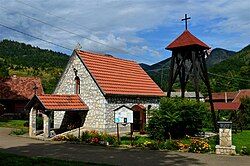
[25,94,88,138]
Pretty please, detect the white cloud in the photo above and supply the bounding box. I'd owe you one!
[0,0,249,63]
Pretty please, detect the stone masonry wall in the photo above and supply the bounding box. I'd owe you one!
[54,53,107,130]
[105,96,160,133]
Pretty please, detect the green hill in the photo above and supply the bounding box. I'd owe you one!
[209,45,250,92]
[0,39,70,93]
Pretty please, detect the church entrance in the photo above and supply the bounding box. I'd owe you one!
[131,105,146,133]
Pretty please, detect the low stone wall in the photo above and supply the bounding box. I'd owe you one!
[215,145,236,155]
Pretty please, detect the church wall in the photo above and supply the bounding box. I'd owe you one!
[54,53,107,131]
[105,96,160,133]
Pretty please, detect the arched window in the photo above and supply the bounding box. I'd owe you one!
[75,76,80,94]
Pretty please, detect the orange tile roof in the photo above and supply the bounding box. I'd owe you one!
[37,94,88,111]
[205,92,238,101]
[213,102,240,110]
[233,89,250,103]
[0,76,43,100]
[77,50,165,97]
[166,30,209,50]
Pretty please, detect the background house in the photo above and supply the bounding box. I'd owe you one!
[0,75,43,118]
[166,91,204,101]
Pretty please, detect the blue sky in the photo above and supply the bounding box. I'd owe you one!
[0,0,249,64]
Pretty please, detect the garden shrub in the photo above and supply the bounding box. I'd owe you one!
[65,134,79,142]
[240,146,249,155]
[134,136,152,147]
[10,129,27,135]
[52,134,79,142]
[147,140,159,150]
[188,139,211,153]
[147,97,208,140]
[80,130,117,145]
[53,135,68,141]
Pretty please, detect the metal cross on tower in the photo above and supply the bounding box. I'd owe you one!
[181,14,191,30]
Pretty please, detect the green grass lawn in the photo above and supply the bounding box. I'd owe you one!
[233,130,250,154]
[0,151,112,166]
[0,118,28,129]
[0,118,28,135]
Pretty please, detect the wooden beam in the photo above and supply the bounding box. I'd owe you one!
[202,51,217,131]
[192,51,200,101]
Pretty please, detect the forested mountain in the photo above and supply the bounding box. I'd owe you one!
[0,39,70,93]
[206,48,236,67]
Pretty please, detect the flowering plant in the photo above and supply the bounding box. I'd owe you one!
[188,139,211,153]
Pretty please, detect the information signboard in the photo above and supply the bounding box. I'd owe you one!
[114,105,133,124]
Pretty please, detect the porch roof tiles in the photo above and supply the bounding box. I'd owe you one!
[37,94,88,111]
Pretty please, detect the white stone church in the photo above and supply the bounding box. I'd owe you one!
[26,49,164,137]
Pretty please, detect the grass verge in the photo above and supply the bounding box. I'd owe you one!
[0,118,28,135]
[233,130,250,154]
[0,118,28,129]
[0,151,113,166]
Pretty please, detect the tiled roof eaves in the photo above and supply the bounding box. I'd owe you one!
[105,92,165,97]
[76,52,106,96]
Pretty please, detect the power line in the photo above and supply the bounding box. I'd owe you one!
[9,1,155,62]
[208,72,250,82]
[143,66,250,83]
[5,2,133,57]
[0,23,72,51]
[0,7,75,50]
[15,0,95,33]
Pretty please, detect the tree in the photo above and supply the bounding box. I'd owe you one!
[0,58,9,77]
[147,97,209,140]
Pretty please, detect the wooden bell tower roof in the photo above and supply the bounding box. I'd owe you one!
[166,30,210,50]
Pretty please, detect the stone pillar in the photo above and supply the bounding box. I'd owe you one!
[29,107,36,137]
[215,121,236,155]
[43,112,50,138]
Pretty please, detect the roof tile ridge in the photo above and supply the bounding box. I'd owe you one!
[78,49,136,63]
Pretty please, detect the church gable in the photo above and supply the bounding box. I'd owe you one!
[54,51,107,130]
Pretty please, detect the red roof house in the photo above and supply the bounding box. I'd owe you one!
[205,92,238,103]
[206,90,250,111]
[232,89,250,103]
[0,75,43,117]
[213,102,241,111]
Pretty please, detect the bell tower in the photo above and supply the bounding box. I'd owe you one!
[166,14,217,130]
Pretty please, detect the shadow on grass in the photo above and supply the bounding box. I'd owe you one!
[0,141,205,166]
